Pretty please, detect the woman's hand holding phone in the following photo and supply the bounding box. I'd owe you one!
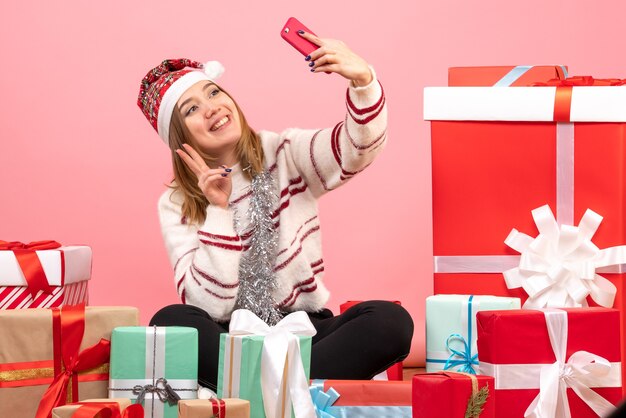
[281,17,372,85]
[298,31,373,86]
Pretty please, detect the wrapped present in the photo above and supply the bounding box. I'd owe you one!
[340,300,403,380]
[425,74,626,388]
[448,65,568,86]
[52,398,143,418]
[0,304,139,418]
[310,379,412,417]
[425,294,520,373]
[412,371,495,418]
[217,309,315,418]
[0,241,91,309]
[477,307,622,417]
[178,399,250,418]
[108,326,198,418]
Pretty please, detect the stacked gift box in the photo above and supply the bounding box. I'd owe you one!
[413,65,626,417]
[0,242,256,418]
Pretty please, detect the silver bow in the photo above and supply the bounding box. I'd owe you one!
[132,377,182,406]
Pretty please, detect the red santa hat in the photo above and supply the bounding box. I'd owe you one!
[137,58,225,145]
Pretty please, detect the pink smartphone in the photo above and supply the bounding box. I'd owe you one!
[280,17,318,56]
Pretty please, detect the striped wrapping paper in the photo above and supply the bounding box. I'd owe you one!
[0,245,91,309]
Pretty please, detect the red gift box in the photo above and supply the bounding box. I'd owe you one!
[448,65,567,87]
[476,308,622,418]
[311,379,412,416]
[340,301,403,380]
[425,75,626,390]
[412,371,495,418]
[0,241,91,309]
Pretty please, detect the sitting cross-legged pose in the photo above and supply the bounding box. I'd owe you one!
[138,30,414,391]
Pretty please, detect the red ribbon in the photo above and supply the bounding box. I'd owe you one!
[532,76,626,122]
[0,240,62,298]
[71,402,144,418]
[35,303,112,418]
[211,398,227,417]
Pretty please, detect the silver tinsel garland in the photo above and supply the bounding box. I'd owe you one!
[233,170,284,325]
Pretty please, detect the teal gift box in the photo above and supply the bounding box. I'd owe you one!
[425,294,520,373]
[108,326,199,418]
[217,333,312,418]
[217,309,316,418]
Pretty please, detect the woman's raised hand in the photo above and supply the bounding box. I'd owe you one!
[298,31,373,86]
[176,144,232,209]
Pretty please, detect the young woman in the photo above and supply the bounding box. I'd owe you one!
[141,31,413,390]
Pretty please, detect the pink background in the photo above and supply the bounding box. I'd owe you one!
[1,0,624,366]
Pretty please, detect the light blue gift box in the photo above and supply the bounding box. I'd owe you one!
[425,294,520,374]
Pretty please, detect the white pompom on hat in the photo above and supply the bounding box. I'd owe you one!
[137,59,225,145]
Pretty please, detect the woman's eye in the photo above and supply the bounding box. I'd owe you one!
[185,105,198,116]
[210,88,220,97]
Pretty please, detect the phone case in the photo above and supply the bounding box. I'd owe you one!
[280,17,319,56]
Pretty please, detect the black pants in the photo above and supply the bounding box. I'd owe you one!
[150,300,414,390]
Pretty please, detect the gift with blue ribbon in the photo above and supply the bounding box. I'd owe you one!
[309,380,411,418]
[425,295,520,374]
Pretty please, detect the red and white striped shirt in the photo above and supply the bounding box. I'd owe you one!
[158,70,387,322]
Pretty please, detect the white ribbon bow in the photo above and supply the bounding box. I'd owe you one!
[524,309,617,418]
[229,309,317,418]
[504,205,622,308]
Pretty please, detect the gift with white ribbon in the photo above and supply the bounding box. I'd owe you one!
[425,294,520,373]
[427,84,626,306]
[504,205,623,309]
[477,307,622,417]
[217,309,316,418]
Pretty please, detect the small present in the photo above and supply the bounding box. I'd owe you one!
[0,241,91,309]
[108,326,199,418]
[0,305,139,418]
[477,307,622,417]
[178,399,250,418]
[217,309,316,418]
[448,65,567,86]
[425,294,520,373]
[310,379,412,417]
[412,371,494,418]
[340,300,403,380]
[52,398,143,418]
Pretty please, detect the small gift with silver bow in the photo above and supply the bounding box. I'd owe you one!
[109,326,199,418]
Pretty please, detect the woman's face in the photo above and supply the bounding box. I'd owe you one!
[176,80,241,157]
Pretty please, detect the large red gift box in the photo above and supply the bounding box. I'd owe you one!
[0,241,91,309]
[412,371,495,418]
[448,65,567,86]
[424,75,626,389]
[477,308,622,418]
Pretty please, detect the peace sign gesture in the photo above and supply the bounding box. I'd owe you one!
[176,144,232,209]
[298,31,373,86]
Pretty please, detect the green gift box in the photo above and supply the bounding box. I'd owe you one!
[108,326,199,418]
[217,311,315,418]
[425,294,520,373]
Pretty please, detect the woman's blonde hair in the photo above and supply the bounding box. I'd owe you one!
[168,83,264,225]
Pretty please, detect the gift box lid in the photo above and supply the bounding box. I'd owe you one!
[0,246,92,286]
[448,65,568,87]
[476,307,621,365]
[424,86,626,122]
[314,380,411,406]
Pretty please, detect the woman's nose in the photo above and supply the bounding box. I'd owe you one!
[204,105,218,118]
